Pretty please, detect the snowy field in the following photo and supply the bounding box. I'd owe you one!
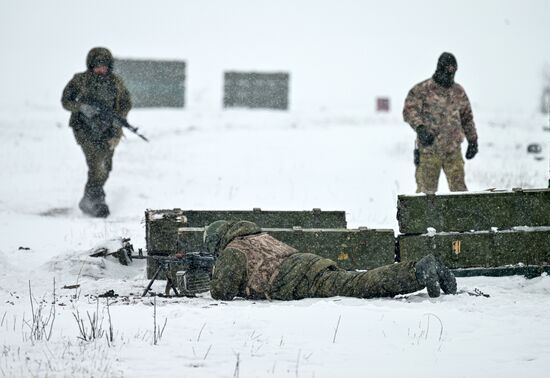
[2,0,550,377]
[0,106,549,377]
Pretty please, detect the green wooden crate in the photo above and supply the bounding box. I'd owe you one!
[145,208,347,252]
[267,227,395,270]
[147,226,395,279]
[398,228,550,269]
[397,189,550,234]
[145,208,348,279]
[145,210,186,253]
[176,227,395,270]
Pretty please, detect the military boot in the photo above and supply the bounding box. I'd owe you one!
[415,254,457,297]
[433,255,457,294]
[79,187,110,218]
[92,201,110,218]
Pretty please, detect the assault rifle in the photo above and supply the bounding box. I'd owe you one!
[131,250,215,297]
[80,101,149,142]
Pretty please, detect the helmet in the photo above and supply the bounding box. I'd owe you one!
[203,220,230,254]
[86,47,114,71]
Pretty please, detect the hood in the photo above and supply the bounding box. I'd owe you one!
[203,220,262,255]
[86,47,114,71]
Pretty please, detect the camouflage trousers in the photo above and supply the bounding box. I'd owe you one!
[271,253,423,300]
[415,148,467,193]
[74,129,120,198]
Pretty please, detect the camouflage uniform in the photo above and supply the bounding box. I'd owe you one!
[205,220,455,301]
[61,47,131,216]
[414,148,467,193]
[403,59,478,193]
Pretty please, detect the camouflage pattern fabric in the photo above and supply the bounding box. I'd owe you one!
[204,220,262,255]
[272,254,422,300]
[73,128,118,198]
[226,233,298,299]
[62,48,131,142]
[209,247,248,301]
[61,48,131,204]
[269,253,337,300]
[219,221,262,251]
[208,220,424,301]
[403,78,477,155]
[415,149,467,193]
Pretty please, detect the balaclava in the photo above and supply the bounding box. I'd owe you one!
[432,52,457,88]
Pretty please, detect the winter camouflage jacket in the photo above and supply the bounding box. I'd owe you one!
[403,78,477,154]
[208,221,300,300]
[206,220,423,301]
[61,48,131,141]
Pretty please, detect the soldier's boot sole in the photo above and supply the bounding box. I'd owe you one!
[415,254,441,298]
[425,277,441,298]
[434,256,457,294]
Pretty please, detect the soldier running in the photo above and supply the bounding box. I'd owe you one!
[62,47,132,217]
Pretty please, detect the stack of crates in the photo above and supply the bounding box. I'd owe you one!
[396,189,550,275]
[144,208,396,278]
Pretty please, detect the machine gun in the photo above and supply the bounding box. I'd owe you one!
[132,250,215,297]
[79,101,149,142]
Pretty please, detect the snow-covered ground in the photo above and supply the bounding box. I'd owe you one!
[0,105,549,377]
[2,0,550,376]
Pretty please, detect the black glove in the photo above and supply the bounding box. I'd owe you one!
[416,125,435,147]
[413,148,420,166]
[465,141,478,159]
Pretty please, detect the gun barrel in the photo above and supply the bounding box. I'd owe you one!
[112,114,149,142]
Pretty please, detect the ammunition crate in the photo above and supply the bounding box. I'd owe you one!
[145,208,347,252]
[397,188,550,234]
[177,227,395,271]
[398,228,550,269]
[145,208,348,278]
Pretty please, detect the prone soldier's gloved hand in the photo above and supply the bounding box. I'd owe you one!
[465,141,478,160]
[415,254,457,297]
[79,103,100,118]
[416,125,435,147]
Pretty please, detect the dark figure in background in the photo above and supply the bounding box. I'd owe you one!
[403,52,478,193]
[205,220,457,301]
[62,47,132,217]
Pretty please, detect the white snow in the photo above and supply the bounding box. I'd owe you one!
[1,104,548,378]
[1,1,550,377]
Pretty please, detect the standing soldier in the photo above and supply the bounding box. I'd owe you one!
[403,52,478,193]
[62,47,132,217]
[205,220,457,301]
